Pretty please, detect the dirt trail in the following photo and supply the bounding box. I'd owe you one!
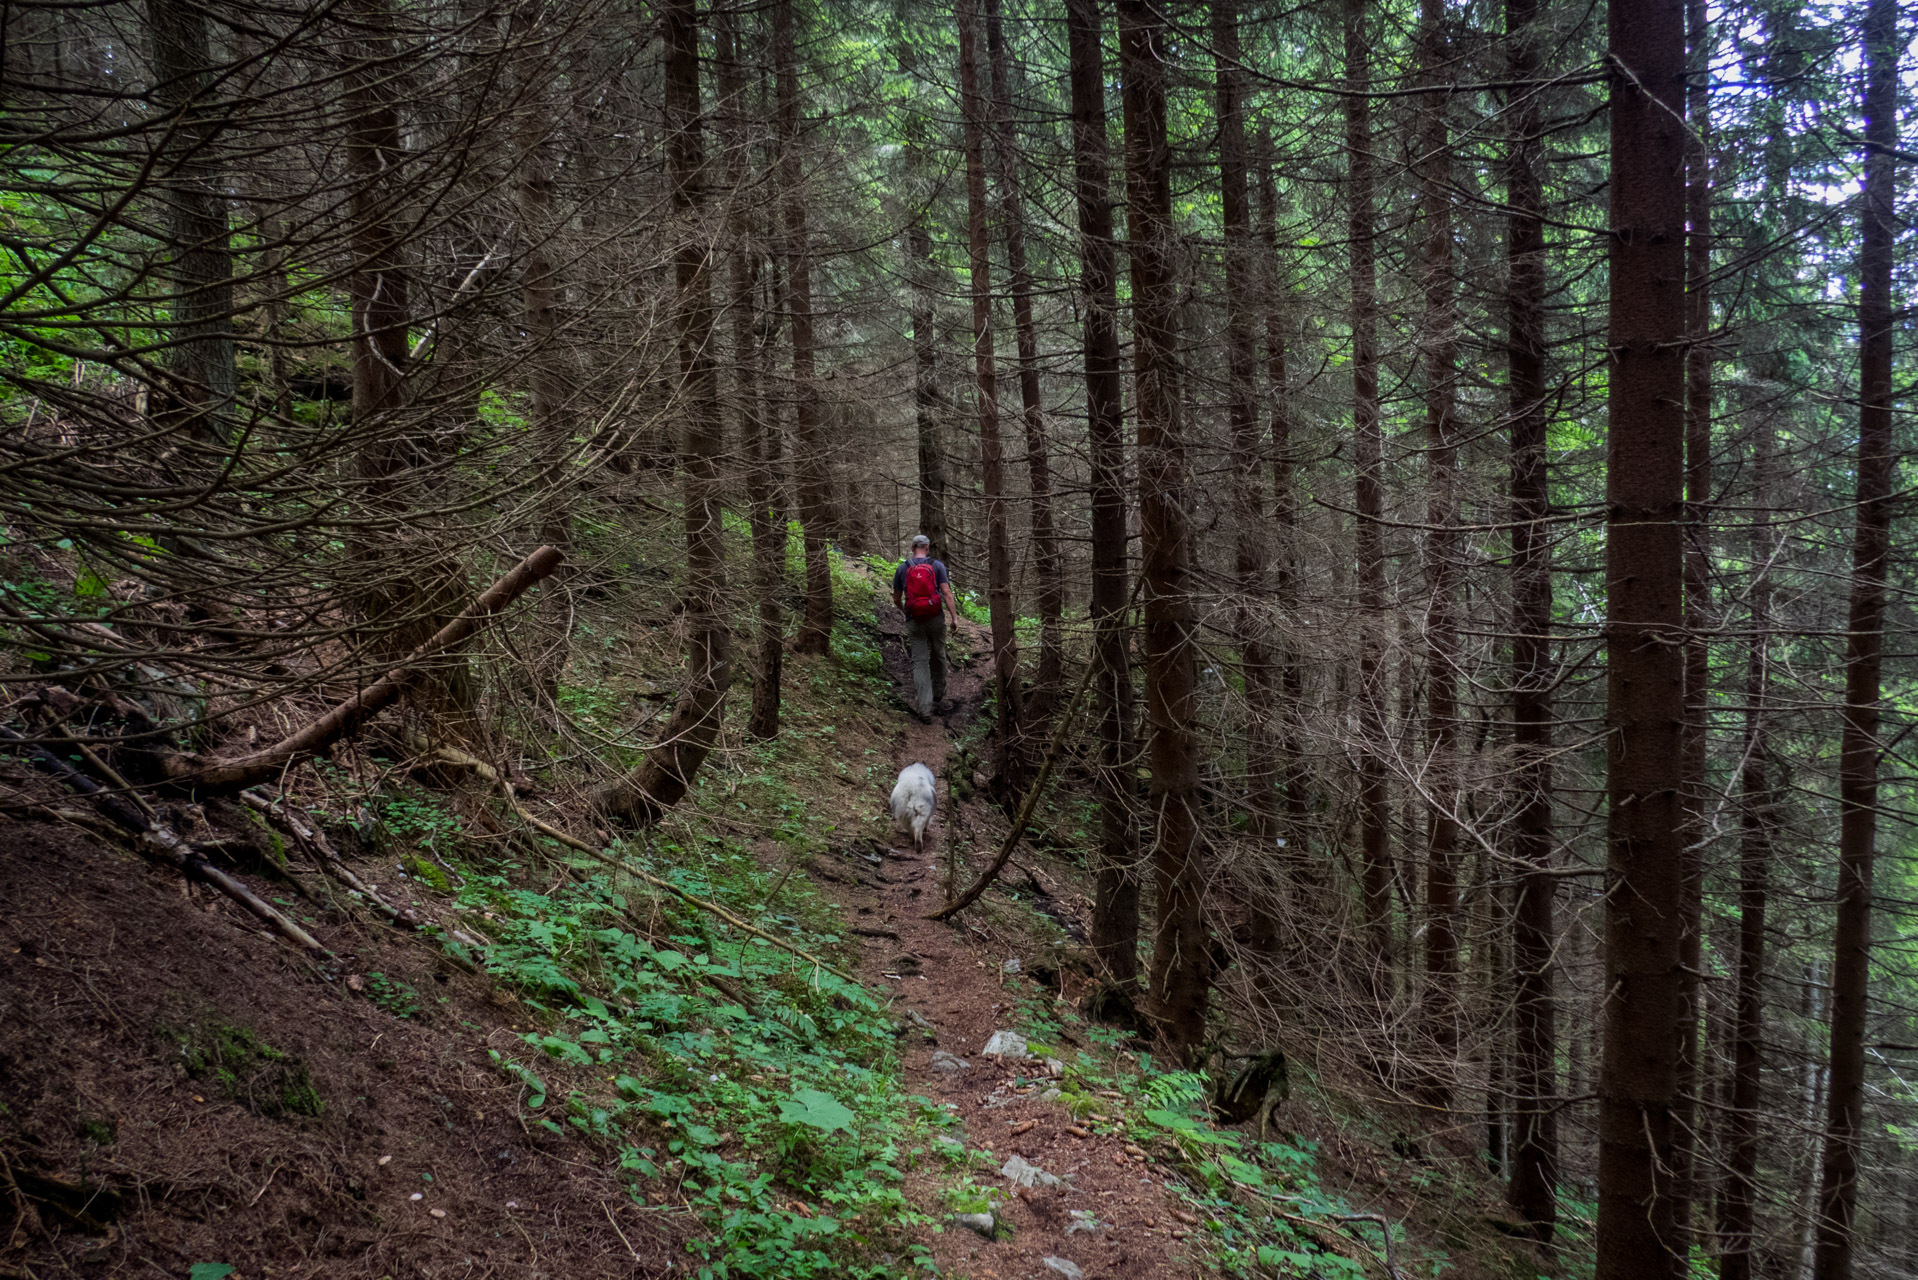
[862,603,1197,1280]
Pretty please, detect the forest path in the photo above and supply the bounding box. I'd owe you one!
[862,601,1194,1280]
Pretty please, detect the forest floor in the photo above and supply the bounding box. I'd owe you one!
[0,540,1556,1280]
[849,601,1194,1280]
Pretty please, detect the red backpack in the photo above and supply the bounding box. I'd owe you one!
[903,560,943,619]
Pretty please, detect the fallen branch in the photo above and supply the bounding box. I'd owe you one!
[430,747,857,985]
[240,788,419,927]
[162,545,564,794]
[1329,1213,1401,1280]
[924,642,1100,922]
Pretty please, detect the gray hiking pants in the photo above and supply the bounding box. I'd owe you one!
[906,613,948,716]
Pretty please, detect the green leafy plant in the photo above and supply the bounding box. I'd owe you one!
[780,1088,855,1134]
[364,972,422,1019]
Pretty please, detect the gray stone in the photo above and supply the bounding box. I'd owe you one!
[1066,1210,1100,1235]
[930,1050,970,1075]
[981,1030,1029,1060]
[1001,1154,1067,1190]
[1002,958,1021,974]
[952,1212,997,1239]
[1042,1258,1085,1280]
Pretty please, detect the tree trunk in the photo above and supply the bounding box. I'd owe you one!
[598,0,731,826]
[146,0,235,436]
[1257,137,1313,886]
[1720,404,1775,1280]
[1505,0,1557,1241]
[342,0,470,704]
[908,212,950,564]
[1813,4,1897,1274]
[1213,0,1277,908]
[984,0,1063,717]
[776,0,832,656]
[1596,0,1689,1269]
[1067,0,1139,990]
[1123,0,1205,1061]
[504,0,577,558]
[957,0,1024,778]
[1345,0,1392,988]
[1417,0,1460,1109]
[1673,0,1714,1238]
[895,11,949,567]
[344,0,410,463]
[721,6,782,742]
[905,140,949,566]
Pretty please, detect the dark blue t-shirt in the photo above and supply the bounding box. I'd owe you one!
[893,556,949,594]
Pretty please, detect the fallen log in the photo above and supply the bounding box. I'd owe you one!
[161,545,563,794]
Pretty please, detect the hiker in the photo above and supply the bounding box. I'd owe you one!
[891,534,959,722]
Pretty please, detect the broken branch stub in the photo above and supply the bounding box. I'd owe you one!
[162,545,564,794]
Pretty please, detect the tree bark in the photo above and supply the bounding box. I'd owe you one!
[510,0,574,555]
[1123,0,1205,1062]
[776,0,832,655]
[720,7,783,742]
[984,0,1064,718]
[894,9,949,568]
[1596,0,1690,1270]
[1067,0,1139,990]
[1256,136,1312,887]
[1213,0,1277,902]
[145,0,235,435]
[905,130,950,567]
[1814,4,1897,1274]
[1416,0,1460,1109]
[1719,403,1775,1280]
[1672,0,1713,1238]
[1505,0,1557,1241]
[908,211,950,564]
[344,0,410,463]
[1345,0,1392,988]
[957,0,1024,778]
[341,0,469,708]
[599,0,731,826]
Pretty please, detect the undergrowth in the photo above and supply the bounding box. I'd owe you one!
[386,827,938,1279]
[291,552,949,1278]
[1003,993,1421,1279]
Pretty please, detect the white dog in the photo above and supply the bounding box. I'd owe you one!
[890,762,937,850]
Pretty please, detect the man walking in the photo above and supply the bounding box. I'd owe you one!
[892,534,960,722]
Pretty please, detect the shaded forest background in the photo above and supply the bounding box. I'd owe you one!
[1,0,1915,1276]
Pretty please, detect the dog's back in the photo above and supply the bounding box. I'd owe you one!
[890,763,937,847]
